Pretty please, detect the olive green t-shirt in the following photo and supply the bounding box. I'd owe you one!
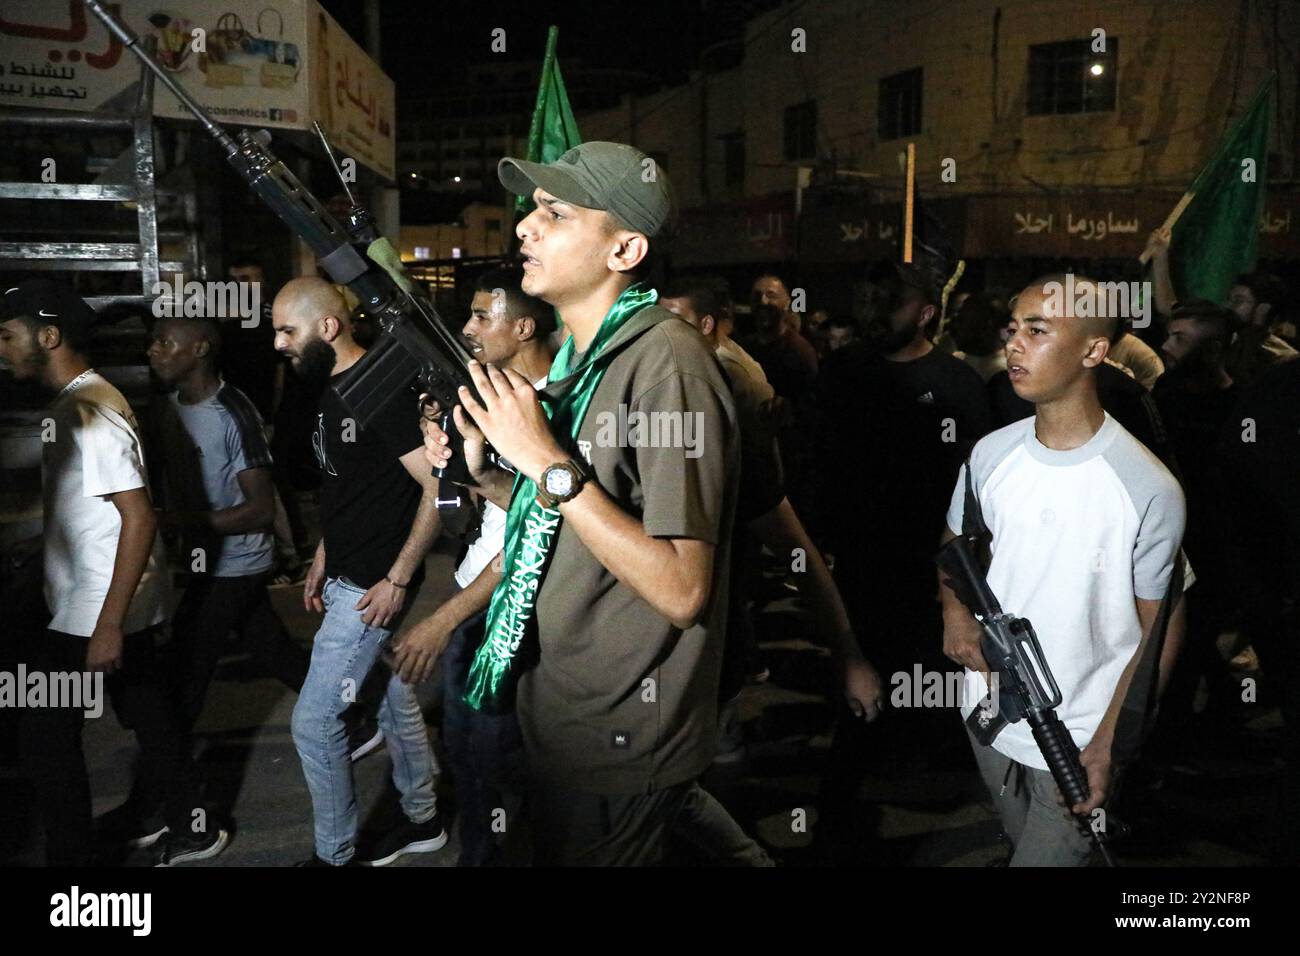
[517,308,740,794]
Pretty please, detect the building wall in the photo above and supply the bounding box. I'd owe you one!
[399,201,510,260]
[577,0,1298,208]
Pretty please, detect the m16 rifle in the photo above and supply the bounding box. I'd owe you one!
[937,532,1118,866]
[84,0,478,508]
[937,459,1121,866]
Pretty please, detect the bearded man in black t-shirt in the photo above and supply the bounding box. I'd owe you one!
[272,277,448,867]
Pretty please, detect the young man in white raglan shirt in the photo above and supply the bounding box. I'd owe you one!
[940,275,1187,867]
[0,279,226,866]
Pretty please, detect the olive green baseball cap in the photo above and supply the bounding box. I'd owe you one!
[498,141,677,239]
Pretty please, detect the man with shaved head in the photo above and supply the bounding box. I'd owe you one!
[940,274,1186,866]
[272,276,448,866]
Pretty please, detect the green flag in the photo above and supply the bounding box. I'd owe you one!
[515,26,582,215]
[1167,74,1274,304]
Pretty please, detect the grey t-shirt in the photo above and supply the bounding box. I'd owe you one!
[158,381,274,577]
[517,310,741,794]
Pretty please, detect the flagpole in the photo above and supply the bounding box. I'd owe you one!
[1137,191,1194,265]
[507,26,563,260]
[527,27,561,163]
[903,142,915,263]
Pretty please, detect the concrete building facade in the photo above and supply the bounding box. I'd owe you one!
[576,0,1300,285]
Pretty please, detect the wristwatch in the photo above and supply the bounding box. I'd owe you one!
[536,458,590,509]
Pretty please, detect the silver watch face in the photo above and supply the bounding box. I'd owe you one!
[545,468,574,497]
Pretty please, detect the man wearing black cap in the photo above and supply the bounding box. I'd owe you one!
[0,279,226,865]
[423,142,749,865]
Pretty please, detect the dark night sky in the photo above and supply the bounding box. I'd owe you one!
[318,0,778,95]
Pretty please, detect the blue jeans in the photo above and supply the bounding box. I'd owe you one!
[291,577,439,864]
[442,602,526,866]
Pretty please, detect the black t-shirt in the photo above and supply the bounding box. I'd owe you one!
[218,303,280,418]
[817,344,968,587]
[315,375,424,589]
[1152,379,1239,585]
[879,346,993,457]
[746,326,819,403]
[1222,361,1300,601]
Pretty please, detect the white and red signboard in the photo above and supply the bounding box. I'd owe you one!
[0,0,394,178]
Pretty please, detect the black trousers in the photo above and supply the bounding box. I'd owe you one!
[815,559,951,863]
[20,627,206,866]
[168,571,309,729]
[442,604,527,866]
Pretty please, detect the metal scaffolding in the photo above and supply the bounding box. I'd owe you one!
[0,38,205,314]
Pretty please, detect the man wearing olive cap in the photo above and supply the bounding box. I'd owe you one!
[422,142,765,864]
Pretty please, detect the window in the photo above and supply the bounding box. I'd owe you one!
[783,100,817,161]
[878,67,922,140]
[1028,38,1118,115]
[721,132,745,187]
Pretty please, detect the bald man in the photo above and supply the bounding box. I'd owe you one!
[272,277,447,866]
[940,275,1186,866]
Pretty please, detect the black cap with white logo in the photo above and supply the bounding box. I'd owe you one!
[0,279,98,347]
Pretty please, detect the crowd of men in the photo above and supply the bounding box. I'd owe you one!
[1,139,1297,867]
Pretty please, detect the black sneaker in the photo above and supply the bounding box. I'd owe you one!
[153,827,230,866]
[357,812,448,866]
[95,802,168,849]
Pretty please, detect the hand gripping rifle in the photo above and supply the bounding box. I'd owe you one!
[85,0,477,509]
[936,464,1118,866]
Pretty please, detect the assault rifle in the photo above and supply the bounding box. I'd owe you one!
[937,463,1120,866]
[85,0,478,507]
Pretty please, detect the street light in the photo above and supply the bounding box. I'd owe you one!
[1090,62,1105,76]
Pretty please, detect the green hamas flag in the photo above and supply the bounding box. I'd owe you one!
[1167,74,1274,304]
[515,26,582,215]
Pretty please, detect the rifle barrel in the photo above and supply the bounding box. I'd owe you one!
[82,0,240,156]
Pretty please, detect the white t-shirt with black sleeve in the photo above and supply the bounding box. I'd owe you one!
[945,412,1186,770]
[42,371,170,637]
